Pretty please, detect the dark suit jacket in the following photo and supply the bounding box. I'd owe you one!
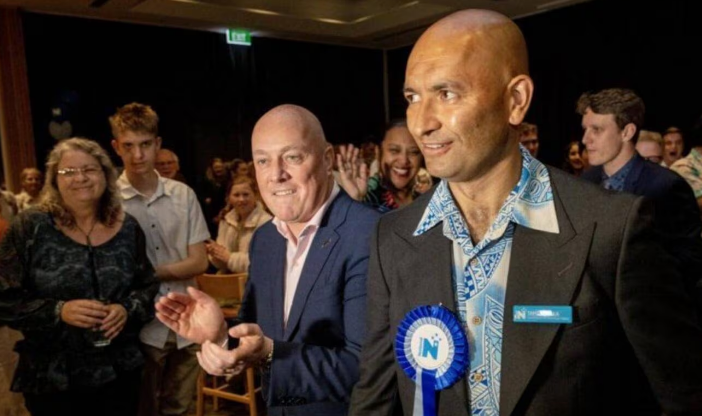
[582,154,702,312]
[350,169,702,416]
[240,191,380,416]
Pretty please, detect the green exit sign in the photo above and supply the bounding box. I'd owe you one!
[227,29,251,46]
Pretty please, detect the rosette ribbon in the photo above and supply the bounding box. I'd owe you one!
[395,305,469,416]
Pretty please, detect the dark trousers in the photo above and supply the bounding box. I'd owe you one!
[23,367,142,416]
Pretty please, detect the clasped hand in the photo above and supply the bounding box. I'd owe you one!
[155,287,273,376]
[60,299,127,340]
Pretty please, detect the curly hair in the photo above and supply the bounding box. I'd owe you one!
[40,137,122,228]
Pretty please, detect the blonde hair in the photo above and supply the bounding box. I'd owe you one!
[40,138,122,227]
[637,130,663,146]
[109,102,159,138]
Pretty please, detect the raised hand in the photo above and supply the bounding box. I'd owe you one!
[155,286,227,345]
[336,144,369,201]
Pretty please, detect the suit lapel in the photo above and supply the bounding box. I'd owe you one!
[282,194,348,341]
[499,181,595,415]
[624,155,645,193]
[397,221,470,411]
[269,233,287,341]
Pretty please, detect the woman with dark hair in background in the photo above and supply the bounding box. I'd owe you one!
[563,140,587,177]
[0,138,158,416]
[337,119,423,212]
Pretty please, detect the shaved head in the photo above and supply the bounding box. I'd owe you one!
[253,104,328,153]
[404,9,534,185]
[251,104,334,235]
[412,9,529,83]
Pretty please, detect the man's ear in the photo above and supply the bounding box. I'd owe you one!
[507,75,534,127]
[111,139,120,155]
[621,123,636,143]
[156,136,162,150]
[323,145,334,176]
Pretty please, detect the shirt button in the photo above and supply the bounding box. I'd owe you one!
[472,316,483,325]
[151,224,156,228]
[156,247,160,250]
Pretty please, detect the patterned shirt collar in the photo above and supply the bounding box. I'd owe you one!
[601,155,636,191]
[414,146,559,250]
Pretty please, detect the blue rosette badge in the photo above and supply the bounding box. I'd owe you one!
[395,305,469,416]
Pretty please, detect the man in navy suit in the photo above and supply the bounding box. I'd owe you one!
[156,104,380,415]
[579,88,702,309]
[579,88,694,200]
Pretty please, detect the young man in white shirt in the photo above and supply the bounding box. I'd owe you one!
[110,103,210,416]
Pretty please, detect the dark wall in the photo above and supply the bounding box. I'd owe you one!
[22,13,385,182]
[386,0,702,167]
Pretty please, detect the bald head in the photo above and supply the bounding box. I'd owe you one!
[412,10,529,83]
[253,104,328,153]
[403,9,534,184]
[251,104,334,231]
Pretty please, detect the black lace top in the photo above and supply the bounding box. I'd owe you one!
[0,209,158,394]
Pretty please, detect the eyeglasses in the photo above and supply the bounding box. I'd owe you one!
[57,166,103,179]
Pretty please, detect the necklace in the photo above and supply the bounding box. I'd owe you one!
[75,218,99,247]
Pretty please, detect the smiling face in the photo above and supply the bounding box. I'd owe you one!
[56,149,106,208]
[252,107,333,228]
[403,13,532,185]
[568,142,584,170]
[380,126,422,191]
[228,181,257,220]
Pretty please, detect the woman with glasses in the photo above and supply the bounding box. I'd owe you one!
[0,138,158,415]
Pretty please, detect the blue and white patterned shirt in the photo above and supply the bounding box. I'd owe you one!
[413,146,559,415]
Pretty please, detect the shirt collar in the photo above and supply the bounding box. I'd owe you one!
[273,182,340,242]
[601,154,636,183]
[117,170,172,201]
[414,145,559,243]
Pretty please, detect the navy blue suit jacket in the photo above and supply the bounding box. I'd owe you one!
[240,190,380,416]
[582,153,702,311]
[581,153,697,200]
